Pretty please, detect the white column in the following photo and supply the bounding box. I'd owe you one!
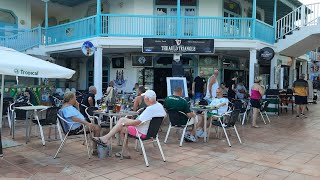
[94,47,103,100]
[289,58,296,87]
[302,61,308,76]
[270,54,278,89]
[279,67,284,89]
[249,49,257,92]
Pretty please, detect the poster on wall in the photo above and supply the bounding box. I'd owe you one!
[112,57,125,68]
[132,56,153,67]
[114,70,127,88]
[166,77,188,97]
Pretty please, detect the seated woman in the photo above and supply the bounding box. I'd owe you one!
[61,91,101,155]
[133,86,147,111]
[92,90,166,159]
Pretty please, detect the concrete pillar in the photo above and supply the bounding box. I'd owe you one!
[279,67,284,89]
[94,47,103,100]
[270,54,278,89]
[302,61,308,76]
[249,49,257,92]
[289,58,296,87]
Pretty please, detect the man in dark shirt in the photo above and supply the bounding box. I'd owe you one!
[82,86,97,107]
[164,86,197,142]
[192,71,206,101]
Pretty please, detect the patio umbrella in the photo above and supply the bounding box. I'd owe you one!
[0,46,75,157]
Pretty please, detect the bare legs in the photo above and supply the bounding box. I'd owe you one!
[96,117,132,155]
[90,125,101,150]
[252,107,259,128]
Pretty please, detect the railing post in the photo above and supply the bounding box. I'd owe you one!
[301,5,306,26]
[38,24,42,46]
[96,0,101,36]
[177,0,181,38]
[252,0,257,39]
[273,0,277,41]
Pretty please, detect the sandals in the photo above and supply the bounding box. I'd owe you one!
[92,137,109,147]
[115,152,131,159]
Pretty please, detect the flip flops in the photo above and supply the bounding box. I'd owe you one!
[115,152,131,159]
[92,137,109,147]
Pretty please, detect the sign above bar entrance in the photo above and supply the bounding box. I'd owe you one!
[142,38,214,54]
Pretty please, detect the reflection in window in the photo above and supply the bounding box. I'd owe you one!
[0,9,16,24]
[224,0,241,16]
[223,0,241,17]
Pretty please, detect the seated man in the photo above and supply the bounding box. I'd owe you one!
[92,90,166,159]
[61,91,101,155]
[197,88,229,136]
[82,86,97,107]
[164,86,197,142]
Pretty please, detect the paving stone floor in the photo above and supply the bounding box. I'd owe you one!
[1,104,320,180]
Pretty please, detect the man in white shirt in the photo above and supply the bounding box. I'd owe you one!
[92,90,166,158]
[196,88,229,137]
[204,69,219,103]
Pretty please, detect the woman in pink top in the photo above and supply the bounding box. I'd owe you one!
[250,76,265,128]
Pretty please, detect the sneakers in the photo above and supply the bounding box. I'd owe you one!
[184,134,197,142]
[296,114,307,118]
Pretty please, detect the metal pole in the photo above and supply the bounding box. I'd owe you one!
[273,0,277,40]
[0,74,5,157]
[96,0,101,36]
[252,0,257,39]
[177,0,181,38]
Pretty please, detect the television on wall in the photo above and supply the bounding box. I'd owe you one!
[112,57,125,68]
[132,55,153,67]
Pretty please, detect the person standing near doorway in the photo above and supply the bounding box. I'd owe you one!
[192,71,206,101]
[293,74,309,118]
[250,76,264,128]
[204,69,219,103]
[226,74,237,101]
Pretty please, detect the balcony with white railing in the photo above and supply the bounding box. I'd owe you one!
[276,2,320,57]
[0,14,276,51]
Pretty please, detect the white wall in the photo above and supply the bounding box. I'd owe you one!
[198,0,223,16]
[133,0,153,15]
[109,56,139,93]
[0,0,31,29]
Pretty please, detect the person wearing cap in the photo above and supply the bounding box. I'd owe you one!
[92,90,166,158]
[164,86,197,142]
[293,74,309,118]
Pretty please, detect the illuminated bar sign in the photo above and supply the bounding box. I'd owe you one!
[143,38,214,54]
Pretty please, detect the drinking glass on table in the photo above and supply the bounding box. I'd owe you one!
[116,104,121,113]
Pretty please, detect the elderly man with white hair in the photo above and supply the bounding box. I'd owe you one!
[92,90,166,159]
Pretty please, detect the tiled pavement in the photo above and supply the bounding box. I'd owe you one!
[1,104,320,180]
